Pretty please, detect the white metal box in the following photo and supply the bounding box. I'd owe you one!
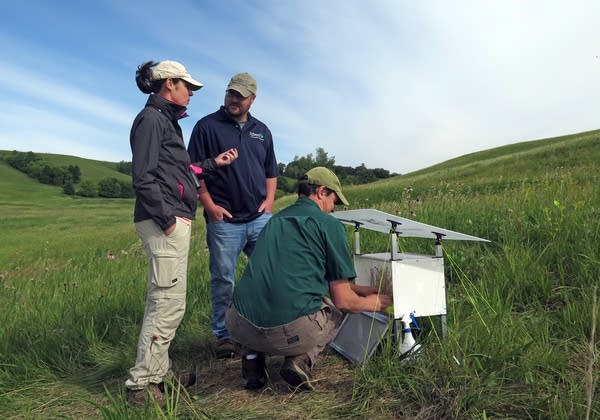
[353,252,446,319]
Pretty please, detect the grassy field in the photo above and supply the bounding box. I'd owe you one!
[0,130,599,419]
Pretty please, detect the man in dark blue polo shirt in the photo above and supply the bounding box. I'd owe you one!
[188,72,278,358]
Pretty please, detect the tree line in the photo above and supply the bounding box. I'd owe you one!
[113,148,396,196]
[3,149,396,198]
[2,151,133,198]
[276,147,398,194]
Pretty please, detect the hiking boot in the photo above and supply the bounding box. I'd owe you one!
[158,370,197,393]
[215,338,237,359]
[279,355,314,391]
[126,384,165,407]
[242,352,266,390]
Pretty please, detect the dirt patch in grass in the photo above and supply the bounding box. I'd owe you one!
[186,348,366,419]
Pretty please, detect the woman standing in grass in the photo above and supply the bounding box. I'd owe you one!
[126,60,237,407]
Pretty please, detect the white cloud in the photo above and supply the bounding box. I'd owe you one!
[2,0,600,173]
[0,103,131,162]
[0,61,134,128]
[267,0,600,172]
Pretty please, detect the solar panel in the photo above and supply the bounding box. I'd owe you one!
[332,209,490,242]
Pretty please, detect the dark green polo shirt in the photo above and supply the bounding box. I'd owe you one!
[233,197,356,327]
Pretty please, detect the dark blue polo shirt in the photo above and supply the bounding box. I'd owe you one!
[188,107,279,223]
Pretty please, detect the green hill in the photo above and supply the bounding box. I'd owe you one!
[344,129,599,205]
[407,128,599,179]
[0,160,64,205]
[39,153,130,182]
[0,150,130,183]
[0,150,132,199]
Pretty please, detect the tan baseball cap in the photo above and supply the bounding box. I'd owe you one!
[305,167,349,206]
[152,60,203,90]
[227,72,257,97]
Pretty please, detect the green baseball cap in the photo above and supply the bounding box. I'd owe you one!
[227,72,257,97]
[305,167,349,206]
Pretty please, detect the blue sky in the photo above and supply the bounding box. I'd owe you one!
[1,0,599,174]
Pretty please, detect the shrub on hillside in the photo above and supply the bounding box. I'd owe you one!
[116,160,132,175]
[4,150,40,171]
[63,183,75,195]
[4,150,82,188]
[77,180,98,197]
[98,177,134,198]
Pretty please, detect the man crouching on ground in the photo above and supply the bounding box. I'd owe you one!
[225,167,392,391]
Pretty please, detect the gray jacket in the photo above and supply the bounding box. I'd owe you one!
[130,94,215,230]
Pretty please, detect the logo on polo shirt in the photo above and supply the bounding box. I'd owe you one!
[249,131,265,142]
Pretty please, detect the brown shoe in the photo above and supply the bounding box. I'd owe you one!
[158,371,197,392]
[215,338,237,359]
[126,384,165,407]
[279,355,314,391]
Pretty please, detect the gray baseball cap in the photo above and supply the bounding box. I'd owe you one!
[227,72,257,97]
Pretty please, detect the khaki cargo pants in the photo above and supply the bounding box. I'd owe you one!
[225,298,344,366]
[125,218,191,390]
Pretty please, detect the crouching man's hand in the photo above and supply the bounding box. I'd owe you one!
[329,280,393,313]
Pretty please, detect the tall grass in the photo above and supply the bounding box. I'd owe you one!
[344,139,600,418]
[0,131,598,418]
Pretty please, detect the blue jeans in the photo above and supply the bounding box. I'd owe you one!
[206,212,271,340]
